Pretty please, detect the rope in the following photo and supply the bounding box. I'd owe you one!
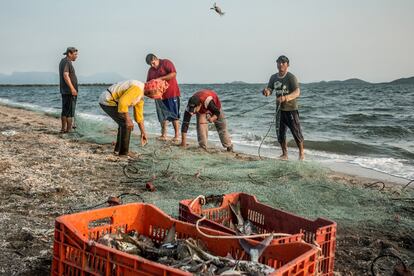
[370,254,409,276]
[226,99,276,119]
[189,195,207,209]
[69,192,145,212]
[401,180,414,191]
[258,95,282,159]
[195,216,291,239]
[184,99,276,125]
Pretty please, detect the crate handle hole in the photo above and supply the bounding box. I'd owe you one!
[88,217,113,229]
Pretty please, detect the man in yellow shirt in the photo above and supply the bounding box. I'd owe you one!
[99,79,168,156]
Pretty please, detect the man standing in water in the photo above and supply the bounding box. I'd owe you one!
[263,55,304,160]
[146,54,181,141]
[59,47,78,133]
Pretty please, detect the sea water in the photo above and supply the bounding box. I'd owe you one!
[0,83,413,180]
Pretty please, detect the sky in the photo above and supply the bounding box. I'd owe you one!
[0,0,413,83]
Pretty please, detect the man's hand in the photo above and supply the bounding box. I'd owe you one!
[71,89,78,96]
[262,88,272,97]
[126,118,134,131]
[277,95,287,104]
[208,115,218,123]
[141,132,148,146]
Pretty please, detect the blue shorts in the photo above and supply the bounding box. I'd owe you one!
[155,96,180,122]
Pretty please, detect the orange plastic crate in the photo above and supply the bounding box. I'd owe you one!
[179,193,337,276]
[51,203,319,276]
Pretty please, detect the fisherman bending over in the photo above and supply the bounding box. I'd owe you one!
[180,90,233,152]
[99,79,168,157]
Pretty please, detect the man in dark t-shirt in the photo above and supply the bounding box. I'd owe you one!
[263,55,304,160]
[59,47,78,133]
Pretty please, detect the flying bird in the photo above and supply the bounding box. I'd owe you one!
[210,2,225,16]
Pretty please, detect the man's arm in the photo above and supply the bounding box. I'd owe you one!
[180,110,192,147]
[137,120,147,146]
[157,72,176,81]
[263,75,275,97]
[133,99,147,146]
[285,88,300,101]
[157,60,177,81]
[206,101,221,122]
[63,72,77,96]
[281,75,300,102]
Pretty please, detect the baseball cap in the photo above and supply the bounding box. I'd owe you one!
[63,47,78,55]
[276,55,289,64]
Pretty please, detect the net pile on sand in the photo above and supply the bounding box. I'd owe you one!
[121,142,413,232]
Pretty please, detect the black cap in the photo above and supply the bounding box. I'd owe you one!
[187,96,201,113]
[63,47,78,55]
[276,55,289,64]
[145,53,157,65]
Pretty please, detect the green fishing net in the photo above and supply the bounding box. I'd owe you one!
[117,141,413,232]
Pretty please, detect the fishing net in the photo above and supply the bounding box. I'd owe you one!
[115,140,413,233]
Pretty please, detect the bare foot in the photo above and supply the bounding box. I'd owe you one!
[279,154,288,160]
[157,135,168,141]
[299,154,305,161]
[119,152,138,159]
[172,136,180,142]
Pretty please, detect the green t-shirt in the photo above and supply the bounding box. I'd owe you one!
[267,71,299,111]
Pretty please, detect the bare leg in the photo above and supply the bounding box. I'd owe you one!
[172,120,180,141]
[279,141,288,160]
[61,116,67,132]
[159,121,168,140]
[66,117,73,132]
[298,141,305,160]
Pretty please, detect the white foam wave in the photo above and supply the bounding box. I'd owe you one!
[351,157,414,180]
[0,97,59,114]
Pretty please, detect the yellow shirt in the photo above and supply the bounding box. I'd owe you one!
[99,80,145,123]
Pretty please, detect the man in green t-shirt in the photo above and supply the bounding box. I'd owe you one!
[262,55,304,160]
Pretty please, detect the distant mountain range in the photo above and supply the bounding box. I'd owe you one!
[0,71,126,85]
[0,72,413,85]
[308,77,414,85]
[313,78,370,85]
[387,76,414,85]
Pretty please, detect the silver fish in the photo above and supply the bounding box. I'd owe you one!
[229,201,244,228]
[239,233,274,262]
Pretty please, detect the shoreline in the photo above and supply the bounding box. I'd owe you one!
[1,97,412,184]
[1,103,413,275]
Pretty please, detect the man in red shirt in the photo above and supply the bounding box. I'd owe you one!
[180,90,233,152]
[146,54,181,141]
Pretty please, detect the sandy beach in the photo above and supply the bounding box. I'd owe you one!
[0,104,413,275]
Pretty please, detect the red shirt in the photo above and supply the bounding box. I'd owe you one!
[146,59,180,99]
[193,90,222,114]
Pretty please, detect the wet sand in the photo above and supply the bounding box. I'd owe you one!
[0,104,412,275]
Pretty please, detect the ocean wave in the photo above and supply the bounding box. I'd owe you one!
[341,113,394,123]
[304,140,384,155]
[351,157,414,180]
[0,97,59,114]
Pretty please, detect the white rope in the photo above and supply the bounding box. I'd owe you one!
[189,195,206,209]
[195,216,292,239]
